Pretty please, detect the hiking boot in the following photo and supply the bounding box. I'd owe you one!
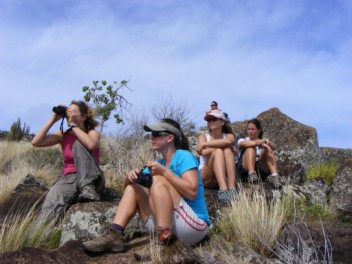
[266,174,281,188]
[217,189,231,202]
[78,185,100,203]
[81,225,125,253]
[248,171,259,184]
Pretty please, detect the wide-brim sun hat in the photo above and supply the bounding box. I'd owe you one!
[204,109,226,121]
[143,120,182,137]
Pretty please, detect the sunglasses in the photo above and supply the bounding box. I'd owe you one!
[151,131,170,137]
[211,104,216,107]
[207,117,220,122]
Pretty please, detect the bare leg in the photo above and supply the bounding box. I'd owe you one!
[201,149,228,190]
[242,147,257,173]
[149,176,182,228]
[113,184,151,227]
[257,150,278,174]
[224,147,236,189]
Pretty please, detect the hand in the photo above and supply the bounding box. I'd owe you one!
[66,109,79,126]
[196,142,206,153]
[126,168,141,183]
[145,161,166,176]
[261,143,273,154]
[232,145,239,156]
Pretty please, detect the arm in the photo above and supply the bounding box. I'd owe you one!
[31,114,63,147]
[197,133,235,156]
[239,138,276,151]
[70,127,100,151]
[146,161,198,200]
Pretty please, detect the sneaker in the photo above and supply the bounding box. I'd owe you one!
[266,174,281,188]
[78,185,100,203]
[228,188,239,199]
[217,190,230,202]
[248,171,259,184]
[81,225,125,253]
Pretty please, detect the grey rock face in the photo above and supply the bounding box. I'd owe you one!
[330,162,352,215]
[59,202,146,246]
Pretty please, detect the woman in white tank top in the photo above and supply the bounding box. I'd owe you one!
[196,110,237,202]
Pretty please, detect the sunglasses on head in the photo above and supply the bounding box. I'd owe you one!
[151,131,170,137]
[207,117,220,122]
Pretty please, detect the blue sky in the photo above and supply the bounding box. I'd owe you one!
[0,0,351,148]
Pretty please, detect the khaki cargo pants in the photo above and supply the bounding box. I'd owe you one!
[41,140,105,220]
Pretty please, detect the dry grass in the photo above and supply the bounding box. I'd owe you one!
[100,135,154,192]
[0,141,61,204]
[0,201,61,253]
[221,184,288,256]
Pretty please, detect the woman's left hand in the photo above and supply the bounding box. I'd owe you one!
[145,161,167,176]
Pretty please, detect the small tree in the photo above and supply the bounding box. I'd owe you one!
[151,96,196,133]
[82,80,130,133]
[7,118,30,141]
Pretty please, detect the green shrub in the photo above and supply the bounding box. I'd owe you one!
[306,160,339,185]
[285,197,334,222]
[6,118,30,141]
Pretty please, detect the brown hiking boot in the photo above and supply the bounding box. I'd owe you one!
[81,226,125,253]
[266,174,281,188]
[78,185,100,203]
[248,171,259,183]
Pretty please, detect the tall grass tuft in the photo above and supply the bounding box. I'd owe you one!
[0,201,60,253]
[218,184,287,256]
[306,160,339,185]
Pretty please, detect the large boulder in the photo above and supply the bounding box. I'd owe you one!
[60,201,147,246]
[330,161,352,216]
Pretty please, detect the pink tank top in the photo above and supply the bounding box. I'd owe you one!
[61,132,99,175]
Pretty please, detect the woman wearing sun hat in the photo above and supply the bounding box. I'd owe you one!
[196,109,237,202]
[82,118,209,254]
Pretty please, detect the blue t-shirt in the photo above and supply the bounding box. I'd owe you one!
[144,149,210,225]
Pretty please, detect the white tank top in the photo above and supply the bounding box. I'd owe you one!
[199,132,226,170]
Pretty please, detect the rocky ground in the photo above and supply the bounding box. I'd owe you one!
[1,180,352,263]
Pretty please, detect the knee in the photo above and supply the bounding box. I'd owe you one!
[212,148,224,157]
[224,147,234,156]
[151,176,167,189]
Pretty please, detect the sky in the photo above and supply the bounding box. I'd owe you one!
[0,0,351,148]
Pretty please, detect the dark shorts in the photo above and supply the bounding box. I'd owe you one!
[236,149,270,181]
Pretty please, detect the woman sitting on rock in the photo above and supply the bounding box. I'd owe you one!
[82,118,210,254]
[32,100,105,221]
[197,109,237,202]
[237,118,281,188]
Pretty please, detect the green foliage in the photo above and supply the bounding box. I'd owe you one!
[285,197,334,221]
[306,160,339,185]
[82,80,130,133]
[7,118,30,141]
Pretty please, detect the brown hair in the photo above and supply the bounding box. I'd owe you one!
[71,100,99,131]
[247,118,263,139]
[161,118,190,151]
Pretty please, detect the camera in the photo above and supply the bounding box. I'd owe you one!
[135,167,153,188]
[52,105,67,117]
